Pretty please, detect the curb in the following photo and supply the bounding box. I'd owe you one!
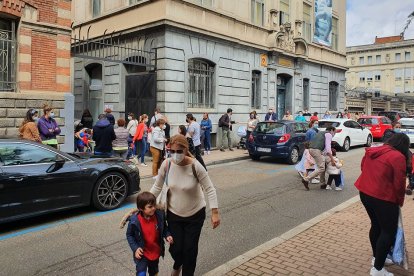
[203,195,361,276]
[140,155,250,180]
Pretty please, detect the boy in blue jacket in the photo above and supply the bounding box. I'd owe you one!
[126,192,173,276]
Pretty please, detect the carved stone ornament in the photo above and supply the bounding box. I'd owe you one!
[385,54,390,63]
[276,23,295,53]
[351,57,355,65]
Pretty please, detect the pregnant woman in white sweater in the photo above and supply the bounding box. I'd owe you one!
[150,134,220,276]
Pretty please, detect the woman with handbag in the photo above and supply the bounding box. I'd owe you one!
[355,133,409,276]
[151,134,220,276]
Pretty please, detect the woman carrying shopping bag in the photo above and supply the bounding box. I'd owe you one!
[354,133,410,276]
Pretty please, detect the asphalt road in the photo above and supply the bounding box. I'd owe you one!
[0,147,366,276]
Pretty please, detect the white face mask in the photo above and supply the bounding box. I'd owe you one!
[162,125,166,130]
[128,116,132,120]
[171,153,185,164]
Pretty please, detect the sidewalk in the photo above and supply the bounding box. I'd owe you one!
[207,196,414,276]
[138,148,250,179]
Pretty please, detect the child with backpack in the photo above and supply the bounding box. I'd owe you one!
[126,192,173,276]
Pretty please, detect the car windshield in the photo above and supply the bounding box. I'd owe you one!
[255,122,286,135]
[358,118,379,125]
[318,121,341,128]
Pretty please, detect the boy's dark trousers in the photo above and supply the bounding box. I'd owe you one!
[327,174,341,187]
[135,257,159,276]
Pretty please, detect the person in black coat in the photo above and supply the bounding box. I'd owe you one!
[382,121,401,142]
[93,114,116,156]
[80,109,94,129]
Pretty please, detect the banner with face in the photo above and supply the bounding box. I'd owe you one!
[314,0,333,47]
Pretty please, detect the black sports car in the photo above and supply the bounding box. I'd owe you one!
[0,139,140,223]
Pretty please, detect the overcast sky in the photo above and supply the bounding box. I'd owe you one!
[346,0,414,46]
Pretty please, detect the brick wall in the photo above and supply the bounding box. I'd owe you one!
[36,0,58,24]
[31,32,57,91]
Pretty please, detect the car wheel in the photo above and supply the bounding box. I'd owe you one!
[342,137,350,152]
[250,154,260,161]
[366,135,373,147]
[92,172,128,211]
[287,147,299,165]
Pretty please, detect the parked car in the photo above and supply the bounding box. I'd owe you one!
[399,118,414,145]
[378,111,409,122]
[0,140,140,223]
[247,120,308,164]
[318,119,372,152]
[357,116,392,140]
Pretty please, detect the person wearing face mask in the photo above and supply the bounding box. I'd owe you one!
[127,113,139,157]
[133,114,150,166]
[305,120,319,142]
[149,118,167,178]
[19,109,42,142]
[382,121,402,142]
[37,104,61,148]
[186,114,207,170]
[247,111,259,142]
[265,107,277,121]
[295,111,306,122]
[149,134,220,276]
[302,126,337,190]
[282,110,294,121]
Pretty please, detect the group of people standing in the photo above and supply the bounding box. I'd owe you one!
[19,104,61,148]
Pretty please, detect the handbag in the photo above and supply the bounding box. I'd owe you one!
[391,208,409,270]
[156,159,171,212]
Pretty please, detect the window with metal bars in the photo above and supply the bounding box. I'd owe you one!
[303,78,309,109]
[329,81,338,111]
[251,71,261,109]
[188,59,215,108]
[0,19,16,91]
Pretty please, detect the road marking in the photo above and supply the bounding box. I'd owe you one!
[0,203,136,241]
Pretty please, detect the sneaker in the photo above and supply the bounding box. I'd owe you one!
[335,187,342,191]
[302,178,310,190]
[229,148,234,151]
[370,267,394,276]
[371,257,394,266]
[207,151,211,155]
[320,184,327,189]
[326,185,332,190]
[220,148,225,152]
[406,189,413,195]
[140,163,148,167]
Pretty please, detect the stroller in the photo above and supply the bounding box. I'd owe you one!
[236,125,247,149]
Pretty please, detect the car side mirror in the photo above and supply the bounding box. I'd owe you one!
[47,155,66,173]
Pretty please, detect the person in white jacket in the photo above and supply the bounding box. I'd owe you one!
[326,149,343,191]
[149,118,167,178]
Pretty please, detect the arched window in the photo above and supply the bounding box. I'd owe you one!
[188,59,215,108]
[329,81,339,111]
[303,78,309,110]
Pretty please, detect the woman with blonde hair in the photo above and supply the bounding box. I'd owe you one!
[133,114,149,166]
[19,108,42,142]
[151,134,220,275]
[149,118,167,177]
[37,104,61,148]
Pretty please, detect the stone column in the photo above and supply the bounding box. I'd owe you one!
[384,96,391,111]
[402,101,407,112]
[365,92,372,115]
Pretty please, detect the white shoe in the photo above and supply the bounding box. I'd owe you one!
[140,163,148,167]
[335,187,342,191]
[152,176,157,180]
[371,257,394,266]
[326,185,332,190]
[207,151,211,155]
[370,267,394,276]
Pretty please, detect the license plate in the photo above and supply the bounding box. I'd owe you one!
[257,147,271,153]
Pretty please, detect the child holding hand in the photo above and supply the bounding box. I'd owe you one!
[126,192,173,276]
[326,149,344,191]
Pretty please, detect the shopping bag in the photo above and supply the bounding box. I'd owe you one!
[295,155,306,173]
[156,160,171,212]
[237,125,247,137]
[390,208,409,270]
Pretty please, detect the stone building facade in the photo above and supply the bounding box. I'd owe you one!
[72,0,347,147]
[0,0,73,151]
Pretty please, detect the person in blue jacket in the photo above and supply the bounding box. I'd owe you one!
[200,113,212,155]
[305,120,319,141]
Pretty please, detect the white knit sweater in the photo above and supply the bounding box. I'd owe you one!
[150,159,218,217]
[326,156,343,175]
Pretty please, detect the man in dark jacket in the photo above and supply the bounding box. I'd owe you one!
[265,107,277,121]
[93,114,116,156]
[219,108,235,151]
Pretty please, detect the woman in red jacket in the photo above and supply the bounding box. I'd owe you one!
[133,114,149,167]
[355,133,410,276]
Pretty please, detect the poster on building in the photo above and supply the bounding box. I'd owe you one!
[313,0,332,47]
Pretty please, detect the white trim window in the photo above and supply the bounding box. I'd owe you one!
[192,0,213,7]
[279,0,290,25]
[251,0,264,26]
[375,55,381,64]
[188,59,215,109]
[92,0,101,17]
[302,3,312,42]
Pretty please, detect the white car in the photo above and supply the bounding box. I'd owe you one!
[399,118,414,144]
[318,119,373,151]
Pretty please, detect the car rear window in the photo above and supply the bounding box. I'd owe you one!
[357,118,379,125]
[255,122,286,135]
[400,120,414,129]
[318,121,341,128]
